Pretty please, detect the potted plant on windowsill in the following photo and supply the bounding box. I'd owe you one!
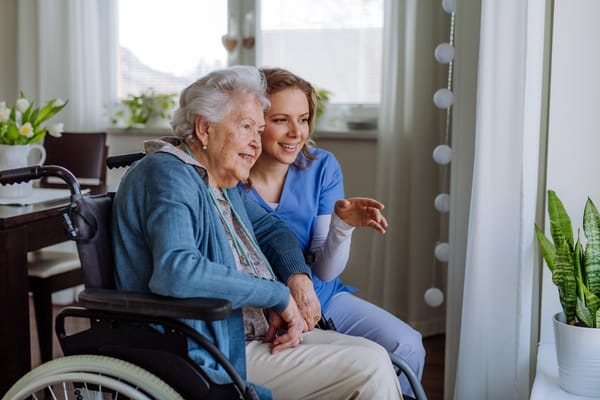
[111,88,177,130]
[535,190,600,397]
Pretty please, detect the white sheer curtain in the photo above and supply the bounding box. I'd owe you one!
[452,0,547,398]
[17,0,116,131]
[367,0,447,336]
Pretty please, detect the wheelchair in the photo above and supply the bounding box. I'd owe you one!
[0,155,427,400]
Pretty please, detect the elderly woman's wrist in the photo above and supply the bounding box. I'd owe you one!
[287,272,313,287]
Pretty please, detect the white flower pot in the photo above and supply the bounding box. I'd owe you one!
[553,312,600,397]
[0,144,46,198]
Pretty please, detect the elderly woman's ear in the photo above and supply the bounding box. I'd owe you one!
[194,115,211,148]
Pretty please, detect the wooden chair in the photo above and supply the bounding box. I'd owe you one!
[29,131,108,363]
[40,132,108,195]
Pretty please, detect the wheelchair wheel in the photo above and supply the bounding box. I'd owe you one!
[3,354,184,400]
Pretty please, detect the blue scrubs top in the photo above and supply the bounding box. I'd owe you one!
[240,148,357,311]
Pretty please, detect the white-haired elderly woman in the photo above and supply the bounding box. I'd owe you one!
[112,65,402,400]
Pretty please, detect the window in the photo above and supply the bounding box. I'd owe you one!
[258,0,383,105]
[117,0,228,97]
[117,0,384,129]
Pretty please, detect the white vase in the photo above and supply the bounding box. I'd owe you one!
[553,312,600,397]
[0,144,47,198]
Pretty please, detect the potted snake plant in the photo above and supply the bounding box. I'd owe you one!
[535,190,600,396]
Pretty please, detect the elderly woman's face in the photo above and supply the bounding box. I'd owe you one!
[205,92,265,188]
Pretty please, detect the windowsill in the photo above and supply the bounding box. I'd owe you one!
[530,343,589,399]
[315,128,378,140]
[106,127,378,141]
[106,127,172,136]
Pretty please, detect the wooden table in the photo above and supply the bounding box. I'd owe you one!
[0,197,70,395]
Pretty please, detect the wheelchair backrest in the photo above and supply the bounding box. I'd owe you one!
[70,193,116,289]
[70,152,145,289]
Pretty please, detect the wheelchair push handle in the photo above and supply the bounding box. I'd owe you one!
[107,152,145,169]
[0,165,81,196]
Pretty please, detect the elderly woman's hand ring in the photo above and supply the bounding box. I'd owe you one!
[313,315,321,323]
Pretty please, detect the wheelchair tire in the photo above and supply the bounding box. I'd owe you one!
[2,354,184,400]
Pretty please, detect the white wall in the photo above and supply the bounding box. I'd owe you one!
[540,0,600,343]
[318,137,378,289]
[0,0,17,100]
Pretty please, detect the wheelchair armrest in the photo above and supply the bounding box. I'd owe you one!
[389,353,428,400]
[78,288,232,321]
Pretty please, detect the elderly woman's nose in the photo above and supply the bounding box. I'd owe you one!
[250,134,261,149]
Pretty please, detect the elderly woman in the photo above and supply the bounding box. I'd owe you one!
[112,66,402,400]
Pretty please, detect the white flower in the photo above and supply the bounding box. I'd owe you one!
[0,92,68,145]
[47,122,64,137]
[19,122,34,138]
[16,98,30,113]
[0,106,9,123]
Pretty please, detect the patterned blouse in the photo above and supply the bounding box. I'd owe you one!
[212,188,275,342]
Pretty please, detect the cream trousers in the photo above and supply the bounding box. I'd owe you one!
[246,329,403,400]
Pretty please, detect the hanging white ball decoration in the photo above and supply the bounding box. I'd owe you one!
[442,0,456,13]
[433,88,454,109]
[434,193,450,213]
[432,144,452,165]
[434,43,455,64]
[434,242,450,262]
[425,287,445,307]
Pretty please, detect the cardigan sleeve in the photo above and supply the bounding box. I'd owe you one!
[113,154,291,312]
[238,187,312,284]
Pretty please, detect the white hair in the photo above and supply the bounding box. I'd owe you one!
[170,65,270,143]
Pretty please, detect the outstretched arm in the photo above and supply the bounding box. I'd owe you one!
[334,197,388,234]
[310,197,388,282]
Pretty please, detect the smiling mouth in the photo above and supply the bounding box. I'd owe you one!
[279,143,299,151]
[240,153,256,164]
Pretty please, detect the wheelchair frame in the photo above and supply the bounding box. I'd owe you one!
[0,157,427,400]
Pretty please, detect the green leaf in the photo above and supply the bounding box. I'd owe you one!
[6,121,21,143]
[548,190,574,251]
[575,238,584,299]
[553,239,577,323]
[583,197,600,295]
[35,100,67,125]
[28,131,45,144]
[580,282,600,326]
[535,224,556,271]
[28,109,39,128]
[21,101,34,124]
[576,296,594,327]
